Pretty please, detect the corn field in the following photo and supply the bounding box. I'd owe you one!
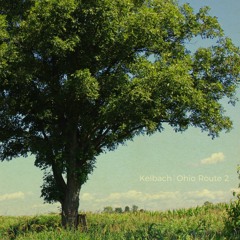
[0,203,239,240]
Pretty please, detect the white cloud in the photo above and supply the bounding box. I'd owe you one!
[81,193,95,201]
[80,188,233,212]
[185,189,226,200]
[86,190,179,204]
[200,152,225,165]
[0,192,25,201]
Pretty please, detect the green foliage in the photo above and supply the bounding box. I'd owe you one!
[225,194,240,237]
[124,206,130,212]
[103,206,114,214]
[115,208,123,214]
[225,166,240,237]
[65,69,99,101]
[1,203,239,239]
[0,215,61,240]
[204,201,213,207]
[0,0,240,227]
[40,171,64,204]
[132,205,139,213]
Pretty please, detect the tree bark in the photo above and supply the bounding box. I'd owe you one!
[61,123,82,229]
[61,176,81,229]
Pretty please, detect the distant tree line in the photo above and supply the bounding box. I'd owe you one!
[104,201,215,214]
[103,205,141,213]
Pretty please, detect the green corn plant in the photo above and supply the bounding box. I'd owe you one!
[224,166,240,237]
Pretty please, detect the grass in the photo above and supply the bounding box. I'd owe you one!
[0,203,239,239]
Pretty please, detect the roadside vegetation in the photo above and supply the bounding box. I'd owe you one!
[1,202,240,240]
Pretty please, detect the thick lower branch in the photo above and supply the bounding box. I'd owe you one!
[51,160,66,203]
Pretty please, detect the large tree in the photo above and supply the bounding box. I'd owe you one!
[0,0,239,228]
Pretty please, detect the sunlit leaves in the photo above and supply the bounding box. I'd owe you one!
[65,69,99,102]
[21,0,78,57]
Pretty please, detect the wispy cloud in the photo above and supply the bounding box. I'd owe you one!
[80,188,232,211]
[200,152,225,165]
[185,189,226,200]
[0,192,25,201]
[94,190,180,203]
[87,189,227,204]
[82,193,95,201]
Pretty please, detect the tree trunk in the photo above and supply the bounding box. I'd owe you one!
[61,179,81,229]
[60,122,84,229]
[61,135,81,229]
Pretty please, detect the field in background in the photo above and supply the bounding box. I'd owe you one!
[0,203,239,239]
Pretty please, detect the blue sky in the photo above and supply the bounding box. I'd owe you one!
[0,0,240,215]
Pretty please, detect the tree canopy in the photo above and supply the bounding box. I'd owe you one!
[0,0,239,228]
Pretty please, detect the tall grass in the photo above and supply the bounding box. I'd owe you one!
[0,203,239,240]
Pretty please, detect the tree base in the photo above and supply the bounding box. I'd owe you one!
[78,214,88,231]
